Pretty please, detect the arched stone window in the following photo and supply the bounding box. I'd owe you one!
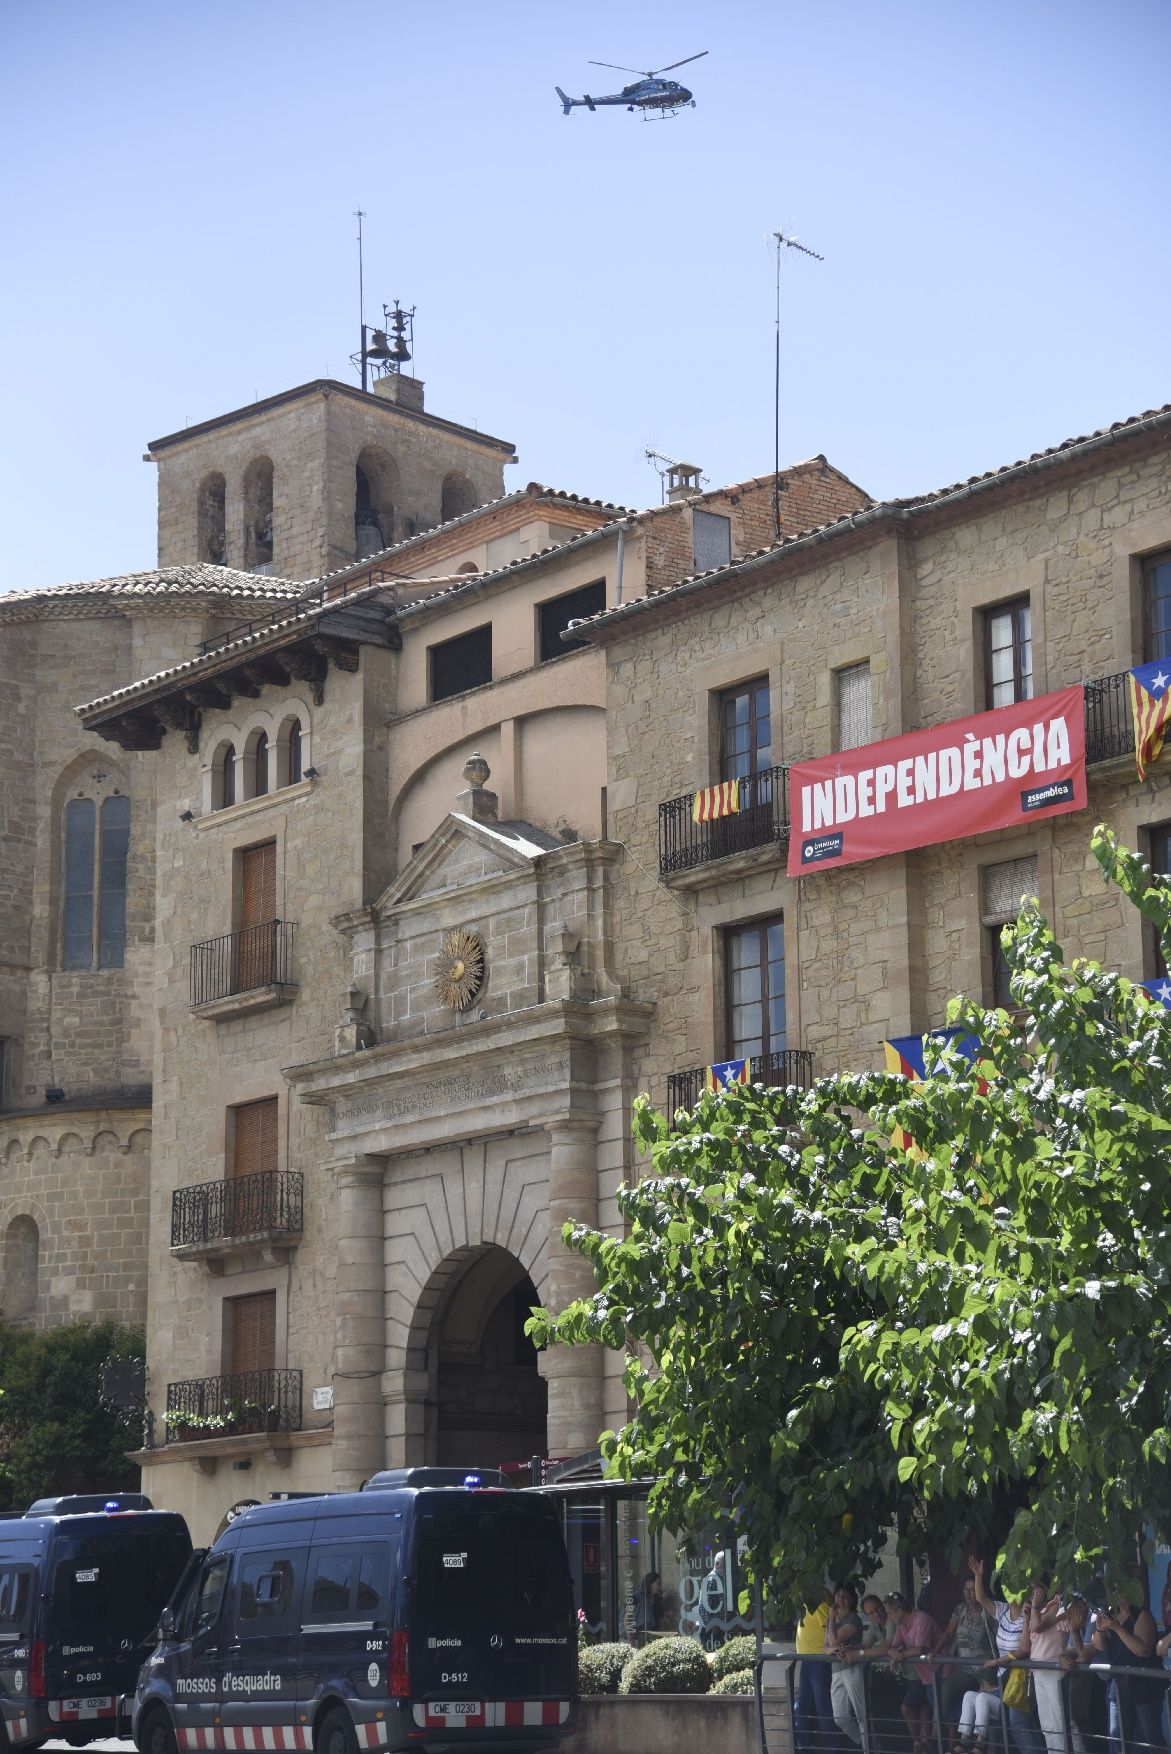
[289,721,303,784]
[243,457,275,574]
[441,472,477,523]
[61,793,131,971]
[3,1216,39,1322]
[272,713,309,788]
[457,562,479,575]
[354,447,399,559]
[213,742,237,810]
[197,472,227,565]
[247,729,270,798]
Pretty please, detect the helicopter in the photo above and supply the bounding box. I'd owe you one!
[555,51,707,117]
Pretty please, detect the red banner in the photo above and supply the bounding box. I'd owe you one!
[786,685,1087,876]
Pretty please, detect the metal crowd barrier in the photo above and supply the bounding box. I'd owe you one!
[753,1648,1171,1754]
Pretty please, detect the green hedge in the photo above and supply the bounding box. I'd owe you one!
[619,1636,712,1695]
[578,1643,634,1695]
[711,1667,755,1695]
[712,1636,756,1681]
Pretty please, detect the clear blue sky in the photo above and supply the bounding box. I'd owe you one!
[2,0,1168,592]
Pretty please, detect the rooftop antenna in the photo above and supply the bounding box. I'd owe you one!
[772,229,823,540]
[645,447,708,505]
[355,209,367,390]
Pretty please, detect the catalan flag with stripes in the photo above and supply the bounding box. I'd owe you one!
[692,779,740,824]
[882,1028,986,1151]
[1129,660,1171,781]
[705,1058,750,1092]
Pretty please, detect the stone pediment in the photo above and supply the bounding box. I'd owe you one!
[374,812,561,915]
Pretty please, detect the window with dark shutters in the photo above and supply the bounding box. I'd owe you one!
[231,1290,277,1376]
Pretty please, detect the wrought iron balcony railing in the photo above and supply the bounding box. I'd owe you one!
[189,919,297,1007]
[165,1368,302,1442]
[659,765,791,877]
[1084,670,1136,765]
[170,1170,304,1251]
[667,1048,815,1116]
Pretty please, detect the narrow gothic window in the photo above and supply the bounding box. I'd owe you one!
[289,721,302,784]
[98,794,131,968]
[254,731,270,797]
[3,1217,39,1322]
[63,798,96,970]
[221,744,237,808]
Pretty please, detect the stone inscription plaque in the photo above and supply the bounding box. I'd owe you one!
[333,1056,571,1134]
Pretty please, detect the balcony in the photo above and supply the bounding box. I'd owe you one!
[1084,671,1135,766]
[189,919,297,1018]
[658,676,1137,882]
[166,1368,302,1444]
[659,765,791,878]
[667,1048,815,1116]
[171,1170,303,1267]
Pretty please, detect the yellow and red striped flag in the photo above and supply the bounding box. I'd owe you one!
[691,779,740,823]
[705,1058,750,1092]
[1129,661,1171,781]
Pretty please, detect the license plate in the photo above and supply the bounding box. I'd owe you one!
[64,1696,113,1713]
[432,1701,479,1716]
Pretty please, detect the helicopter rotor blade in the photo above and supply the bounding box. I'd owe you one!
[588,60,650,74]
[655,50,709,72]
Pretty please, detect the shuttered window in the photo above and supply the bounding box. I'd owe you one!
[230,1097,278,1180]
[982,855,1038,1007]
[837,662,872,751]
[239,842,276,928]
[231,1290,276,1375]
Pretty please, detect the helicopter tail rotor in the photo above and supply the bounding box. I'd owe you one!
[555,85,574,114]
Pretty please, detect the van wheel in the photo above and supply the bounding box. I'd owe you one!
[138,1709,178,1754]
[316,1709,358,1754]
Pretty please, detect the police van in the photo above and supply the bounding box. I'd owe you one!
[0,1494,192,1748]
[133,1468,577,1754]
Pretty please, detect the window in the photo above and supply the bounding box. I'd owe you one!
[538,580,606,663]
[837,662,872,751]
[197,472,227,565]
[0,1039,8,1111]
[63,794,130,970]
[984,598,1032,708]
[289,721,303,784]
[192,1556,231,1636]
[216,743,237,810]
[693,510,731,573]
[982,855,1038,1007]
[2,1217,39,1321]
[0,1569,32,1635]
[243,456,274,575]
[303,1543,391,1622]
[253,731,270,797]
[718,679,772,782]
[231,1096,278,1180]
[429,624,492,703]
[237,1552,298,1625]
[236,841,277,989]
[1146,824,1171,977]
[441,472,477,522]
[1143,550,1171,663]
[230,1290,276,1375]
[726,918,786,1062]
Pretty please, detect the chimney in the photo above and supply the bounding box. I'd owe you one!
[666,461,702,503]
[372,374,425,414]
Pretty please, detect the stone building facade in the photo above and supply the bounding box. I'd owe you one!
[0,566,304,1332]
[583,406,1171,1111]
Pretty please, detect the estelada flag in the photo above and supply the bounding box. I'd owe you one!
[1128,660,1171,781]
[882,1028,986,1150]
[692,779,740,824]
[705,1058,750,1091]
[1140,977,1171,1008]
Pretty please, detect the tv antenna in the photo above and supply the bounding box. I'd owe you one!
[771,230,824,540]
[645,447,708,504]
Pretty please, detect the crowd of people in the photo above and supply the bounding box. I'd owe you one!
[793,1555,1171,1754]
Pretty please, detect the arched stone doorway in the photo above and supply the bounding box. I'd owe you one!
[431,1247,547,1470]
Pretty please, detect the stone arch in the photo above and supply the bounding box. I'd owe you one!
[49,751,130,970]
[440,471,477,524]
[205,732,240,812]
[384,1139,550,1468]
[197,471,227,565]
[274,706,311,788]
[242,456,275,574]
[2,1215,39,1322]
[355,446,400,558]
[456,562,479,575]
[242,724,270,799]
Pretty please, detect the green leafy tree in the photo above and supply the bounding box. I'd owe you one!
[0,1320,144,1509]
[530,825,1171,1613]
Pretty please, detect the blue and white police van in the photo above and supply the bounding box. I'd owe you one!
[0,1493,192,1749]
[132,1469,577,1754]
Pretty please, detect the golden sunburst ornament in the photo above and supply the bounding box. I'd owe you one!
[435,928,486,1010]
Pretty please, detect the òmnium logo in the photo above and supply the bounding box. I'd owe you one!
[801,832,844,865]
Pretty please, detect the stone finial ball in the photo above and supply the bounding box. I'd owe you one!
[463,752,491,789]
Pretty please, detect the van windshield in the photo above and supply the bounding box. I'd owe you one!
[413,1501,569,1636]
[52,1521,191,1645]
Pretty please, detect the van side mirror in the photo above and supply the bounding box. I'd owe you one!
[157,1607,176,1642]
